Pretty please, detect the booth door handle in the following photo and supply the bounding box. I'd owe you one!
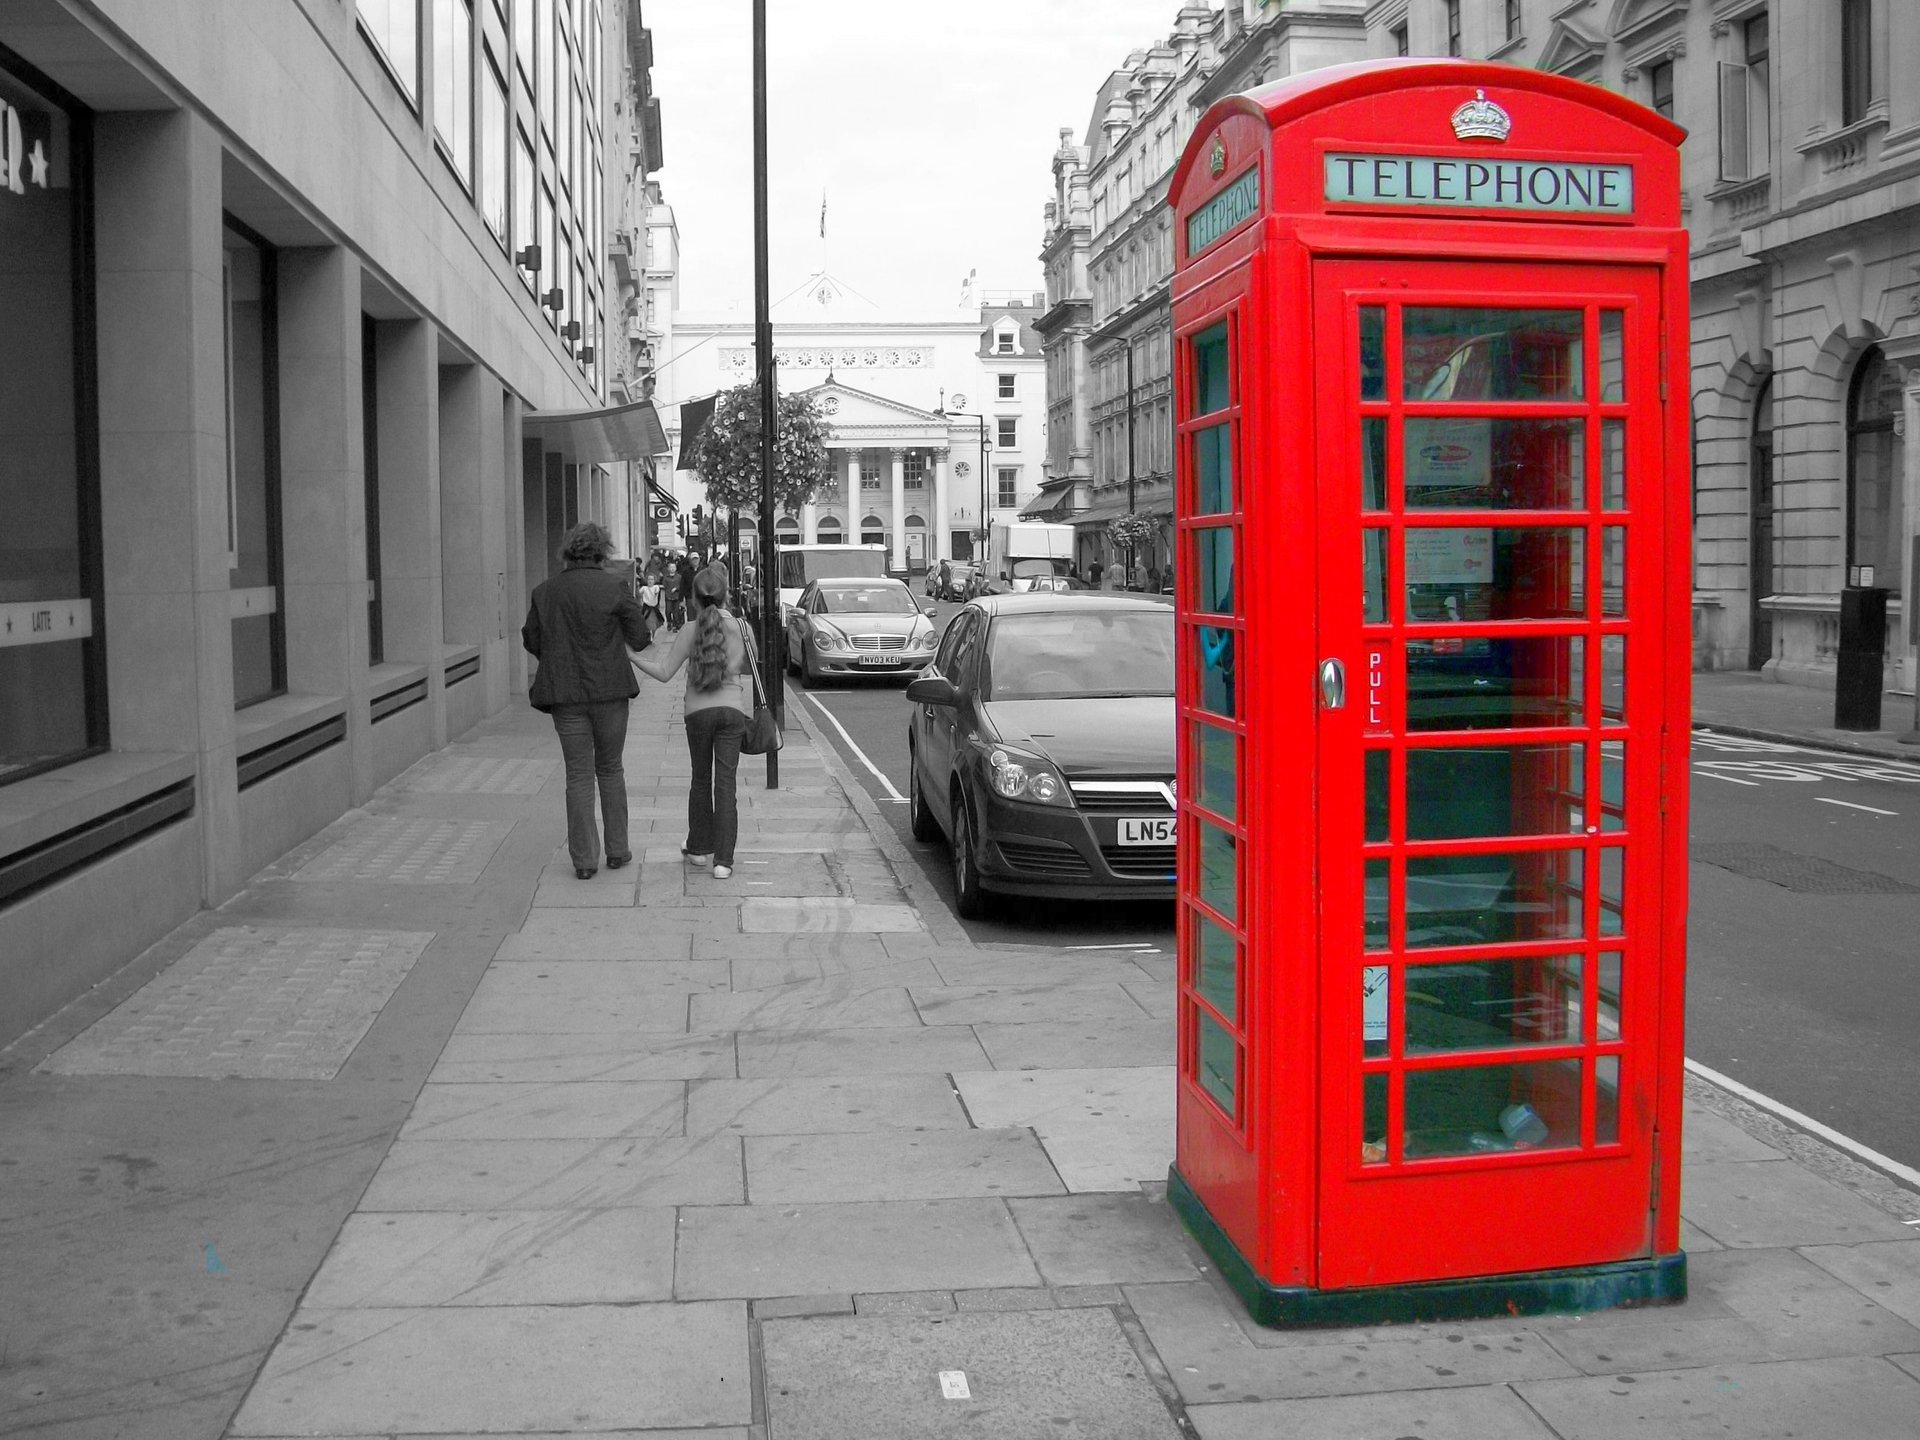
[1319,658,1347,710]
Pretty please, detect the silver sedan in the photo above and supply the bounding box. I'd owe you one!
[785,577,939,687]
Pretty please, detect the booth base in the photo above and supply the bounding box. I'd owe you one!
[1168,1167,1687,1329]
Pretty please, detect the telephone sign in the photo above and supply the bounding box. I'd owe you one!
[1168,60,1691,1327]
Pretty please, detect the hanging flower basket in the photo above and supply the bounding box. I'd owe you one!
[1107,511,1162,551]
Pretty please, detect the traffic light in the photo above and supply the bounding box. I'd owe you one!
[691,503,705,536]
[677,514,688,541]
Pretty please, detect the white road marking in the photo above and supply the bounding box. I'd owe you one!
[1815,797,1898,817]
[1685,1057,1920,1191]
[1694,768,1760,786]
[803,692,907,803]
[1065,942,1156,951]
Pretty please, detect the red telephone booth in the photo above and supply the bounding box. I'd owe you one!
[1168,60,1690,1324]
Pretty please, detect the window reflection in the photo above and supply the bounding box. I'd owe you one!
[1360,306,1385,400]
[1403,417,1584,509]
[1407,634,1585,731]
[1193,323,1230,415]
[1406,745,1585,839]
[1403,956,1583,1054]
[1405,849,1583,948]
[1404,1059,1581,1158]
[1194,722,1237,820]
[1364,750,1389,842]
[1195,911,1237,1021]
[1194,423,1233,514]
[1199,820,1237,922]
[1405,308,1584,401]
[1197,1009,1237,1114]
[1406,527,1584,622]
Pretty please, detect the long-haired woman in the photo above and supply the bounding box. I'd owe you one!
[633,563,754,878]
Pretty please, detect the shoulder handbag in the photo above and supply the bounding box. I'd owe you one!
[739,623,784,755]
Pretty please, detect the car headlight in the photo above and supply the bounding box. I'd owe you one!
[978,743,1074,808]
[812,623,851,653]
[910,627,937,651]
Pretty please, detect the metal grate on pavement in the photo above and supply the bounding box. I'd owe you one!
[1691,841,1920,895]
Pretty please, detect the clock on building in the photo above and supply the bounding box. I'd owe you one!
[950,393,968,409]
[955,461,972,478]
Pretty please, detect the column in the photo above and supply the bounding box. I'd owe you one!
[845,449,862,539]
[890,448,908,571]
[372,317,447,749]
[95,110,244,900]
[277,246,372,799]
[801,497,818,544]
[932,448,951,564]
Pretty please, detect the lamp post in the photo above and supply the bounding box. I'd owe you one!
[1125,338,1137,585]
[936,406,991,565]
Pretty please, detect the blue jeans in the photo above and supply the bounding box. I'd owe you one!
[551,699,631,871]
[685,706,749,866]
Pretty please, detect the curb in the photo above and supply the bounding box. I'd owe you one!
[1691,719,1920,764]
[780,683,979,952]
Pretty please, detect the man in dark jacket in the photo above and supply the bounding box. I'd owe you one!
[523,523,651,878]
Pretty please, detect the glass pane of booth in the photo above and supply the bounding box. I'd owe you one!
[1198,819,1237,922]
[1196,624,1236,718]
[1405,849,1584,948]
[1598,953,1623,1040]
[1602,529,1626,616]
[1601,418,1626,509]
[1596,1056,1621,1145]
[1196,526,1234,612]
[1599,311,1625,402]
[1601,636,1626,723]
[1403,418,1584,509]
[1599,847,1625,936]
[1364,750,1389,842]
[1407,634,1585,730]
[1363,530,1388,623]
[1194,423,1233,514]
[1193,323,1230,415]
[1194,722,1237,821]
[1362,417,1387,509]
[1197,1009,1237,1115]
[1195,912,1237,1021]
[1406,744,1585,838]
[1403,1059,1581,1158]
[1364,858,1388,950]
[1360,306,1385,399]
[1363,964,1388,1058]
[1403,955,1583,1053]
[1403,308,1584,401]
[1362,1072,1388,1164]
[1406,527,1585,622]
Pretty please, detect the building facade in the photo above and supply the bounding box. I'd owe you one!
[0,0,664,1046]
[1375,0,1920,696]
[1039,1,1369,576]
[658,285,1049,570]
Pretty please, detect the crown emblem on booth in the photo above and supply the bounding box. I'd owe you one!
[1208,135,1226,176]
[1450,90,1512,142]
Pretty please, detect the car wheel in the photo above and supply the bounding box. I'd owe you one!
[908,743,940,842]
[950,787,988,919]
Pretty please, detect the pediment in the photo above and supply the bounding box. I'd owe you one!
[1537,17,1606,75]
[799,381,944,429]
[1608,0,1688,47]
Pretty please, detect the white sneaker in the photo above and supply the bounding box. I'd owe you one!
[683,850,712,868]
[713,864,733,879]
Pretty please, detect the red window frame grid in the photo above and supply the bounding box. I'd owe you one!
[1350,289,1643,1178]
[1175,301,1250,1132]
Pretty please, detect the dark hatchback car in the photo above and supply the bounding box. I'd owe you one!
[905,593,1176,917]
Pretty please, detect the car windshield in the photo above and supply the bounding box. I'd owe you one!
[1010,558,1063,578]
[780,548,887,588]
[985,610,1175,699]
[818,586,915,615]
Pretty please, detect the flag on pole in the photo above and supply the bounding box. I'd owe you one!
[819,191,827,239]
[676,393,718,471]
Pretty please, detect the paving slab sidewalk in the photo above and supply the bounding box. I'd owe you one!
[2,655,1917,1440]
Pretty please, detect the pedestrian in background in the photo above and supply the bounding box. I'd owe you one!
[522,522,651,880]
[633,564,754,881]
[1089,558,1104,588]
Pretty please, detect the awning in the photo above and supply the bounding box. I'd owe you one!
[646,475,678,512]
[1068,497,1174,527]
[523,397,671,464]
[1019,479,1075,519]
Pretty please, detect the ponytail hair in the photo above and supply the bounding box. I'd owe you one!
[686,564,733,691]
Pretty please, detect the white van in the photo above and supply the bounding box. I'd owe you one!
[775,543,889,620]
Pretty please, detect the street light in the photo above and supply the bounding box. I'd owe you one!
[935,404,991,565]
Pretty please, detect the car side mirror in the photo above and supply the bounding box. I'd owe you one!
[906,675,960,707]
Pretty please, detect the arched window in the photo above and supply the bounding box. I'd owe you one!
[814,514,843,539]
[1846,346,1903,582]
[775,516,800,540]
[861,513,886,547]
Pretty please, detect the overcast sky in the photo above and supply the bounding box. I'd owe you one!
[646,0,1200,314]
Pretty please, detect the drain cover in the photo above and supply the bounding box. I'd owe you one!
[1691,842,1920,894]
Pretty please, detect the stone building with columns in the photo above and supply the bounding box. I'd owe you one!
[660,279,1048,571]
[0,0,667,1045]
[1370,0,1920,698]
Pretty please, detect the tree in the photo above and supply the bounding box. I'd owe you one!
[688,383,832,516]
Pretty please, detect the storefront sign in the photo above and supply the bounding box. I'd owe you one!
[0,98,53,196]
[1325,154,1633,216]
[1186,168,1259,256]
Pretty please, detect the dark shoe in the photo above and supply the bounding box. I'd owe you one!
[606,853,632,870]
[575,866,597,880]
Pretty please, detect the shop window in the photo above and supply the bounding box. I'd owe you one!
[432,0,473,187]
[1841,0,1871,127]
[357,0,421,104]
[0,61,103,783]
[1846,346,1903,582]
[224,224,285,708]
